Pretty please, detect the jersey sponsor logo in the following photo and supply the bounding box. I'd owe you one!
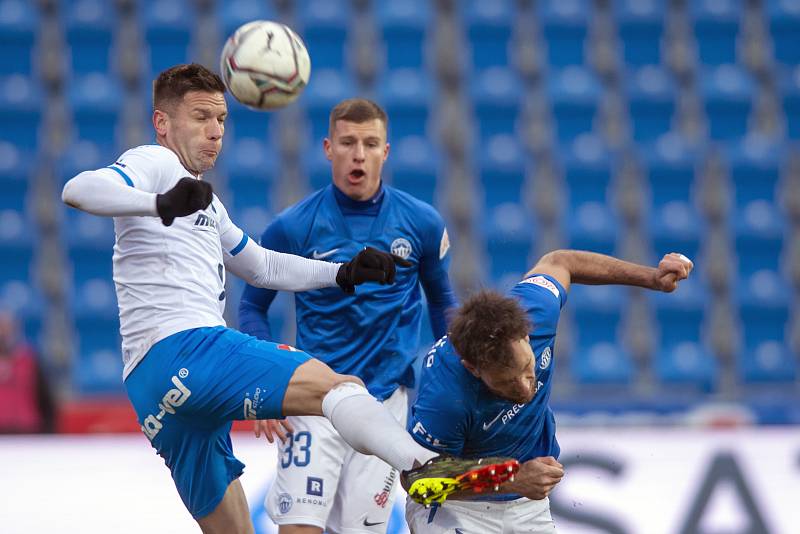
[411,421,447,448]
[521,275,560,298]
[192,212,218,231]
[141,374,192,440]
[311,248,339,260]
[390,237,412,260]
[243,387,262,420]
[307,477,323,496]
[539,346,552,370]
[277,344,299,352]
[374,468,397,508]
[278,493,293,514]
[439,228,450,259]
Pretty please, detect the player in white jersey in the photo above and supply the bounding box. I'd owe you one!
[60,64,513,534]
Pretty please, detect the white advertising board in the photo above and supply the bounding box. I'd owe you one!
[0,428,798,533]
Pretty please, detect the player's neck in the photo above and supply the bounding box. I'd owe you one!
[332,183,384,212]
[156,139,201,177]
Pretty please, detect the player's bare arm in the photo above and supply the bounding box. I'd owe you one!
[526,249,693,293]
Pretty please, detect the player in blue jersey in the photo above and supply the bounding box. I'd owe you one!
[406,249,694,532]
[238,98,457,533]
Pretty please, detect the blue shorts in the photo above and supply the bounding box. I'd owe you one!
[124,326,311,519]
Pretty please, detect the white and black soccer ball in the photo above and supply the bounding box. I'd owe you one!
[220,20,311,110]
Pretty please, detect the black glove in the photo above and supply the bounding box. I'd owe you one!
[336,246,413,294]
[156,177,214,226]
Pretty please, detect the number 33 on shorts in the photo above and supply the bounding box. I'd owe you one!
[281,431,312,468]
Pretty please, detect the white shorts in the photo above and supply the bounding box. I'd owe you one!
[406,496,556,534]
[266,386,409,534]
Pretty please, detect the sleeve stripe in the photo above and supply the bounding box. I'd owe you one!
[230,234,249,256]
[107,165,134,187]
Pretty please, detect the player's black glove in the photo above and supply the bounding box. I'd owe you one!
[156,177,214,226]
[336,246,413,294]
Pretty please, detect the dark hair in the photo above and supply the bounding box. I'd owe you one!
[153,63,226,111]
[329,98,388,138]
[449,290,531,370]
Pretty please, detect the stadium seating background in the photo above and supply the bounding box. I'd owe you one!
[1,0,798,424]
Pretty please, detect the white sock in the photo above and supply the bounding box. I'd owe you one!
[322,382,438,472]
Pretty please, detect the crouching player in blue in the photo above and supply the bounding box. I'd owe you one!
[406,249,694,532]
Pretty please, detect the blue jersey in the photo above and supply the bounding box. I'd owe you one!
[239,184,455,400]
[408,274,567,500]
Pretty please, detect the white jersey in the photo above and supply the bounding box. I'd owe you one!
[103,145,247,379]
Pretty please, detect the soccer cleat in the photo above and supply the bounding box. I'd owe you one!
[401,455,520,507]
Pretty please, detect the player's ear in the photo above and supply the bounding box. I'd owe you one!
[460,359,480,378]
[323,137,332,161]
[153,109,169,137]
[383,142,390,162]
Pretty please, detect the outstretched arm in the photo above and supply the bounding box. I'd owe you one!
[63,171,212,225]
[526,250,694,293]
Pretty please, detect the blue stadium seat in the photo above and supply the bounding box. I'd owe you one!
[225,97,271,142]
[143,0,196,76]
[477,134,526,209]
[655,342,718,392]
[0,279,43,342]
[233,206,273,238]
[778,66,800,140]
[690,0,742,66]
[470,67,523,140]
[0,75,42,149]
[297,0,349,71]
[728,136,783,208]
[377,69,433,140]
[0,209,35,283]
[569,284,625,347]
[615,0,665,66]
[484,202,534,287]
[549,67,601,142]
[222,137,277,213]
[303,141,332,191]
[65,209,115,286]
[0,142,31,211]
[64,0,115,75]
[0,0,37,76]
[649,201,704,262]
[561,135,613,207]
[56,140,108,187]
[539,0,590,67]
[737,340,797,384]
[303,69,356,143]
[464,0,514,69]
[642,134,703,207]
[73,327,124,395]
[767,0,800,66]
[736,270,791,348]
[68,73,122,149]
[734,200,785,276]
[571,342,635,385]
[648,276,708,347]
[377,0,431,70]
[386,136,440,206]
[566,201,619,255]
[216,0,276,42]
[701,65,754,141]
[625,66,676,142]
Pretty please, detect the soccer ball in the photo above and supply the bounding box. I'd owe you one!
[220,20,311,110]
